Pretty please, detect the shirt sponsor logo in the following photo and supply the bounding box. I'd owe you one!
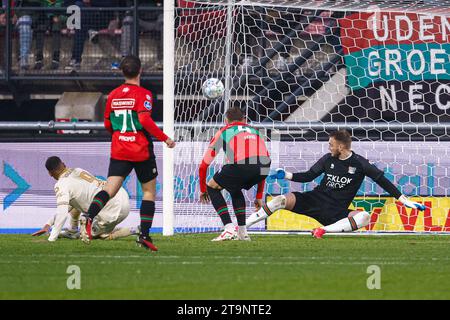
[118,135,136,142]
[144,101,152,110]
[112,98,135,109]
[348,166,356,174]
[325,174,353,189]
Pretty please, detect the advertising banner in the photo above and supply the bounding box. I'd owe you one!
[338,12,450,122]
[1,141,450,233]
[0,142,164,233]
[268,196,450,232]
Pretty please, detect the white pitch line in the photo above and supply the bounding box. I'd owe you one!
[3,254,450,262]
[0,260,421,266]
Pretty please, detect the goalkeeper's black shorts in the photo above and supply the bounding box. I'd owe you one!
[213,163,270,194]
[291,190,352,226]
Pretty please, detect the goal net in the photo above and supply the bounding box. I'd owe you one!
[168,0,450,234]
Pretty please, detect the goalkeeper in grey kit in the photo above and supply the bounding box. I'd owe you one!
[247,130,426,238]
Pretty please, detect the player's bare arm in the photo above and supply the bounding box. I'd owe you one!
[32,224,51,237]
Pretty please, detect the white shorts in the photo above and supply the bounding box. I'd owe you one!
[91,188,130,237]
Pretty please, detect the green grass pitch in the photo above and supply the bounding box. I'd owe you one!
[0,234,449,299]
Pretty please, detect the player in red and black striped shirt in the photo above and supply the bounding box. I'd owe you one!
[81,55,175,251]
[199,107,271,241]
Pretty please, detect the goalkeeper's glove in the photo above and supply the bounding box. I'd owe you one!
[269,168,293,180]
[398,195,426,211]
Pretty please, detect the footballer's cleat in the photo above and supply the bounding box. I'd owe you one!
[237,235,251,241]
[136,235,158,251]
[211,227,237,242]
[246,211,268,228]
[59,229,80,240]
[235,226,251,241]
[311,228,326,239]
[80,215,93,244]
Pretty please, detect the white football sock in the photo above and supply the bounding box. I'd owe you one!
[69,209,80,231]
[322,211,370,232]
[246,195,286,227]
[224,223,235,232]
[69,218,79,231]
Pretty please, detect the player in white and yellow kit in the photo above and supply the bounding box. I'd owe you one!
[33,156,137,242]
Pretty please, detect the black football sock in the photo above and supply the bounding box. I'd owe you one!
[207,186,232,226]
[231,190,246,226]
[140,200,155,238]
[87,190,110,220]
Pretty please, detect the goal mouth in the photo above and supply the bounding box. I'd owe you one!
[168,1,450,235]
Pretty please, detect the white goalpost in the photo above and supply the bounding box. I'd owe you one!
[163,0,450,235]
[163,0,176,236]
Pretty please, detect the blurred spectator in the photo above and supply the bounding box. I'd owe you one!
[0,0,7,71]
[111,0,163,70]
[269,8,309,72]
[238,5,264,74]
[245,8,326,73]
[0,0,8,24]
[34,0,66,70]
[15,0,41,70]
[0,1,18,71]
[177,0,227,72]
[65,0,116,70]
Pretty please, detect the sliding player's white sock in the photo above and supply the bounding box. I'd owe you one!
[69,210,80,231]
[246,195,286,227]
[322,211,370,232]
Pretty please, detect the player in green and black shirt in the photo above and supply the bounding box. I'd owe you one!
[199,107,271,241]
[246,130,426,238]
